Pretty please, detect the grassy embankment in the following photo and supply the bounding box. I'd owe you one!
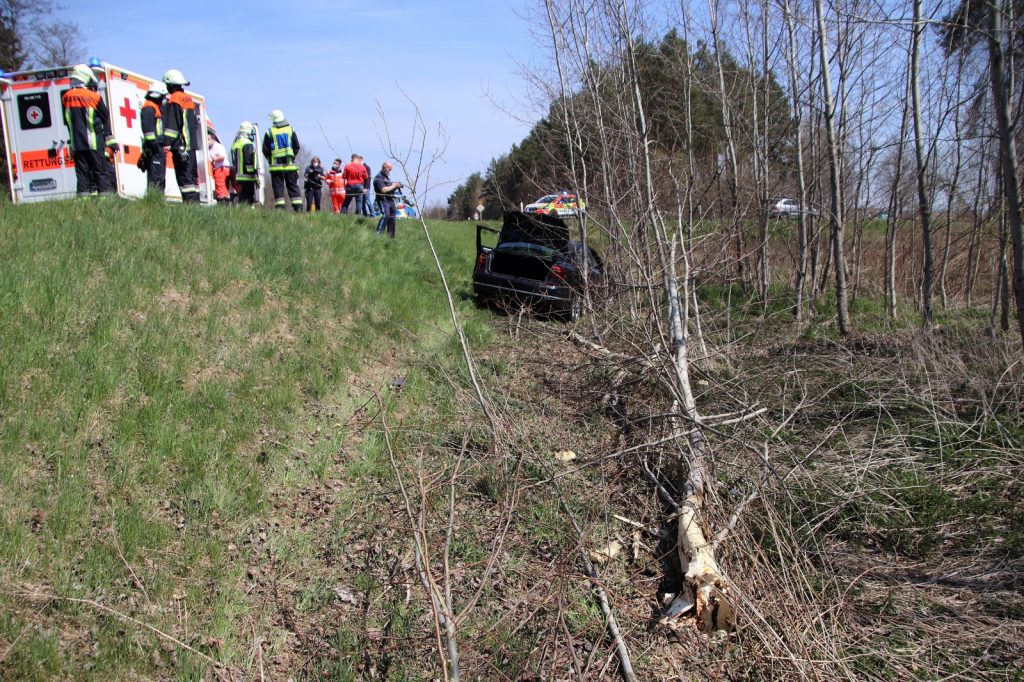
[0,198,492,679]
[2,198,1020,679]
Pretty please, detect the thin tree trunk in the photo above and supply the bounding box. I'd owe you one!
[782,0,810,326]
[708,0,746,290]
[965,144,990,306]
[886,56,913,320]
[813,0,851,335]
[988,0,1024,349]
[912,0,936,331]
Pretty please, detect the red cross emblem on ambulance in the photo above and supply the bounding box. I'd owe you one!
[26,106,43,125]
[119,97,137,128]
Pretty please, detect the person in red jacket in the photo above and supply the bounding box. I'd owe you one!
[325,158,346,214]
[340,154,368,215]
[61,64,118,196]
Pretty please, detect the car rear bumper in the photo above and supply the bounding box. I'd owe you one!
[473,275,574,309]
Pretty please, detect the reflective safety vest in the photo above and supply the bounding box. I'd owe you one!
[265,124,298,172]
[141,100,163,143]
[231,137,257,181]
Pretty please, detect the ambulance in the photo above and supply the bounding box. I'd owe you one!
[0,60,263,205]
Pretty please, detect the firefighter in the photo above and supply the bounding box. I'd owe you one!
[139,80,166,192]
[231,121,259,206]
[160,68,200,203]
[261,109,302,211]
[61,63,118,197]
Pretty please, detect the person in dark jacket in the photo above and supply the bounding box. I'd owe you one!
[373,161,403,239]
[231,121,259,206]
[61,63,117,196]
[360,156,374,216]
[139,80,166,192]
[160,68,200,203]
[262,109,303,211]
[303,157,326,212]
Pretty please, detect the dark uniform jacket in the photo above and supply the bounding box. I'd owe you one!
[262,123,301,173]
[161,91,199,151]
[62,87,115,152]
[140,99,163,152]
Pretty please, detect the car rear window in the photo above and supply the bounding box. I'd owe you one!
[495,242,558,257]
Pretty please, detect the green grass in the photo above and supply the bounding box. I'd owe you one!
[0,198,492,679]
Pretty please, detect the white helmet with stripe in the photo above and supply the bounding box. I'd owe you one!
[268,109,286,124]
[163,69,190,86]
[70,64,96,86]
[147,81,168,97]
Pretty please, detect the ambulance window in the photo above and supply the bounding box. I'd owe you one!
[18,92,52,130]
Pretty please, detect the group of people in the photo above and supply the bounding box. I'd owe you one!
[303,154,376,216]
[61,63,407,237]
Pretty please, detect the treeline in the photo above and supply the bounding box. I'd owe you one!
[453,0,1024,345]
[449,29,793,221]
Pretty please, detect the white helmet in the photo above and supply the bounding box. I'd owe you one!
[147,80,168,97]
[237,121,254,136]
[268,109,286,124]
[70,64,96,86]
[163,69,189,86]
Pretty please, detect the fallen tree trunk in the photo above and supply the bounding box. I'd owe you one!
[676,430,735,632]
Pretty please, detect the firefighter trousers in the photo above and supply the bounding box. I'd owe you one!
[73,149,115,196]
[271,170,303,211]
[237,180,257,205]
[169,147,199,203]
[145,146,165,193]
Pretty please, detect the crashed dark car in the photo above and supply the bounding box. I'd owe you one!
[472,210,603,321]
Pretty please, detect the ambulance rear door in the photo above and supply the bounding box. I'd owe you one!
[191,94,215,205]
[251,123,266,205]
[101,64,149,198]
[0,70,77,203]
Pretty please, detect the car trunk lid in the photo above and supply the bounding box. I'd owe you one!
[498,211,569,249]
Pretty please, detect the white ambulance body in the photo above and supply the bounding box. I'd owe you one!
[1,62,263,205]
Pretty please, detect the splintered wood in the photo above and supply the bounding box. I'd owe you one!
[674,432,736,632]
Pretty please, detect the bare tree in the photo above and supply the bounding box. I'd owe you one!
[813,0,852,335]
[911,0,936,331]
[34,19,84,65]
[988,0,1024,348]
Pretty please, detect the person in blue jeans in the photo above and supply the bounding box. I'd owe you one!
[360,157,374,216]
[373,161,403,238]
[340,154,368,214]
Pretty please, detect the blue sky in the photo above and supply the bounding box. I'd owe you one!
[62,0,539,204]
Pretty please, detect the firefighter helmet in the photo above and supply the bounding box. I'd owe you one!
[70,64,96,86]
[147,80,168,97]
[163,69,190,86]
[237,121,254,136]
[268,109,286,124]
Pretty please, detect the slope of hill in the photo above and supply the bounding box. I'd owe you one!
[0,200,499,679]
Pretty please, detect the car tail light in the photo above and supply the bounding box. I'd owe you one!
[476,252,488,270]
[549,264,567,280]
